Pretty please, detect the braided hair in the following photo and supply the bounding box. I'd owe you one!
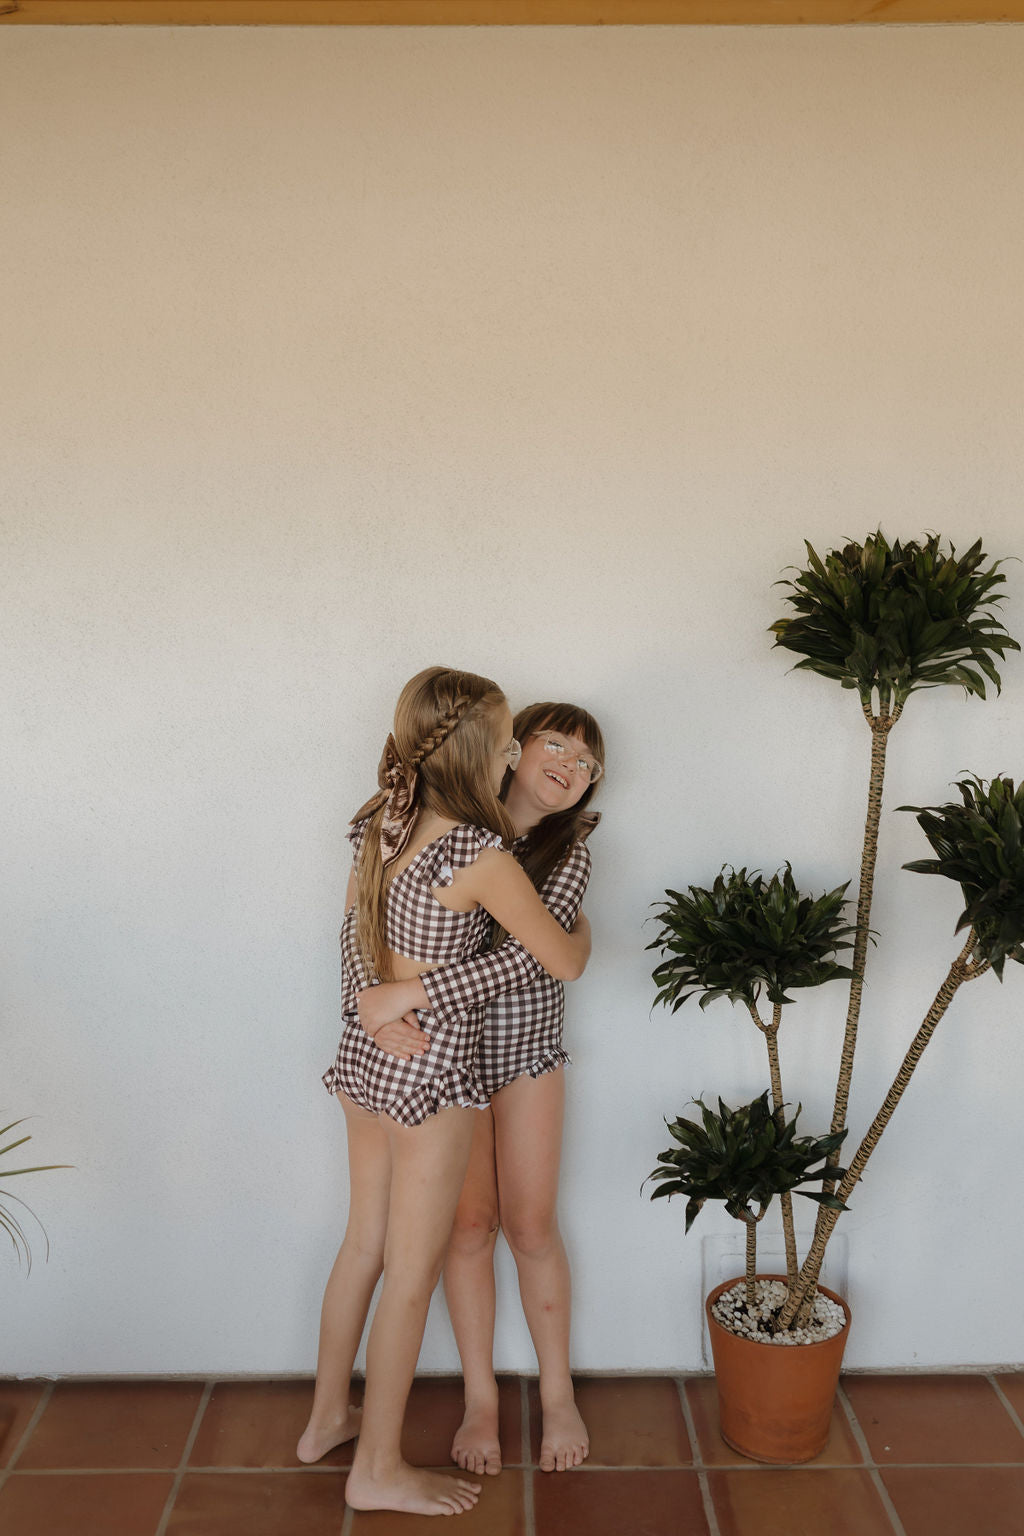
[406,694,473,767]
[354,667,517,981]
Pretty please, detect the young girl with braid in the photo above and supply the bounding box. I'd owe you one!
[353,702,604,1479]
[298,668,590,1519]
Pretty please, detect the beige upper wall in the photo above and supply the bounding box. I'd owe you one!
[3,25,1023,1375]
[6,1,1024,25]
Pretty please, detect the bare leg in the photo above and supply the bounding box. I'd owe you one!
[345,1106,483,1516]
[444,1108,502,1476]
[494,1070,588,1473]
[297,1093,389,1463]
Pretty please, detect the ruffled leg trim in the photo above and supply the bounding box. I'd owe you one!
[382,1068,490,1128]
[483,1049,573,1098]
[527,1047,572,1080]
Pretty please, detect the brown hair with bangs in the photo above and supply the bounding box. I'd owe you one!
[506,701,605,894]
[353,666,518,982]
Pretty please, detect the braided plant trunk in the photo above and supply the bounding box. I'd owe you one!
[737,1201,771,1309]
[787,700,900,1321]
[793,701,901,1320]
[742,1215,758,1309]
[779,930,987,1331]
[823,699,903,1195]
[748,1001,797,1284]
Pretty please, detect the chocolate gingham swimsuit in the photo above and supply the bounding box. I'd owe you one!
[322,818,504,1126]
[419,838,592,1097]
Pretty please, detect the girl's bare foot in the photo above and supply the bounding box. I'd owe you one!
[345,1461,481,1515]
[296,1406,362,1464]
[451,1399,502,1476]
[539,1397,589,1472]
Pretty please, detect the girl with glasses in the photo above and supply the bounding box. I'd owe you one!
[347,701,605,1480]
[300,670,592,1518]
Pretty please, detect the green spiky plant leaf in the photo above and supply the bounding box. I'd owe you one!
[646,1092,848,1232]
[900,775,1024,981]
[769,532,1018,713]
[648,865,858,1012]
[0,1118,70,1272]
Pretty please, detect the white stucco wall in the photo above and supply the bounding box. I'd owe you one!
[3,24,1023,1377]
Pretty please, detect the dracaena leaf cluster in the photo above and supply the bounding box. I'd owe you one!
[648,865,857,1010]
[646,1092,848,1233]
[769,532,1018,711]
[901,775,1024,980]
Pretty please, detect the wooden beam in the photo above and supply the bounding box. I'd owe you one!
[3,0,1024,21]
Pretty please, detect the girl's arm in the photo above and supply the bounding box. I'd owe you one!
[451,846,589,981]
[422,842,591,1012]
[359,843,592,1039]
[358,916,585,1036]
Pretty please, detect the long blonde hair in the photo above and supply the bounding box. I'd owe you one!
[354,667,517,981]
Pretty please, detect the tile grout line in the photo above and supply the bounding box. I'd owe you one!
[457,1459,1024,1471]
[520,1376,535,1536]
[0,1380,54,1499]
[674,1377,722,1536]
[153,1378,214,1536]
[9,1457,1024,1476]
[9,1467,352,1476]
[988,1373,1024,1439]
[340,1494,354,1536]
[837,1383,908,1536]
[180,1464,349,1474]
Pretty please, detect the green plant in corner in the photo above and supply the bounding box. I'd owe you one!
[648,866,857,1284]
[0,1118,70,1272]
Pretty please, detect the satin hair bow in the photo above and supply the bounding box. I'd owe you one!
[350,734,420,867]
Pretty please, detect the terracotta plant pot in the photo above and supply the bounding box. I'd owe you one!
[705,1274,852,1464]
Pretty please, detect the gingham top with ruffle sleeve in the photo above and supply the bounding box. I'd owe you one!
[322,817,504,1126]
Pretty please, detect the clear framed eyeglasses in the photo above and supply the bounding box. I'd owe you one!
[533,732,603,784]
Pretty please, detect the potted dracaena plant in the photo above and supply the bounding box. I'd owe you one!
[646,532,1021,1463]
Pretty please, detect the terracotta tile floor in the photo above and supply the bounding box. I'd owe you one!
[1,1372,1022,1535]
